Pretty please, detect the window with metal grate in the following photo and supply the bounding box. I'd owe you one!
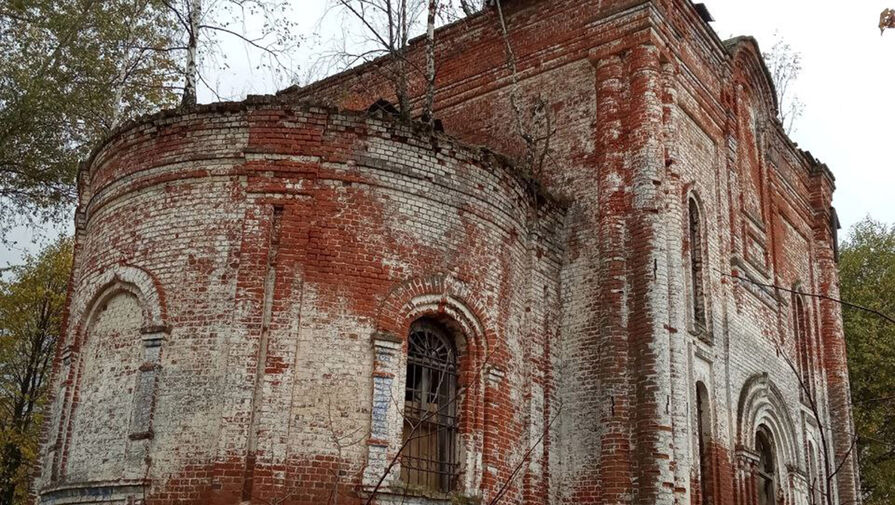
[401,319,460,493]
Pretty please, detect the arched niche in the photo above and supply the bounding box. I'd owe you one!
[365,274,496,498]
[53,264,169,485]
[736,374,802,505]
[737,374,800,467]
[69,264,168,340]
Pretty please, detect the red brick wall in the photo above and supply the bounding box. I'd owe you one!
[284,0,859,504]
[37,0,860,504]
[37,102,565,505]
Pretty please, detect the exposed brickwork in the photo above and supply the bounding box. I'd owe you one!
[37,1,859,505]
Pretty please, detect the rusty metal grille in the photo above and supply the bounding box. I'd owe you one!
[401,321,459,493]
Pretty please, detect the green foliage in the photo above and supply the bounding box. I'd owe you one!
[839,218,895,505]
[0,0,179,240]
[0,237,72,504]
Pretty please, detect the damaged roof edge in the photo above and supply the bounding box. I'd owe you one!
[77,95,566,211]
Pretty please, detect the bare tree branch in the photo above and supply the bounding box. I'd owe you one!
[487,402,562,505]
[719,270,895,326]
[762,35,804,135]
[363,349,493,505]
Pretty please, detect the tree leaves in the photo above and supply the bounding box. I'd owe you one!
[0,0,180,242]
[840,218,895,505]
[162,0,303,106]
[762,35,805,136]
[0,237,72,504]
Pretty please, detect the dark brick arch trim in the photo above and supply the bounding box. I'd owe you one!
[365,273,501,497]
[726,37,779,119]
[49,264,170,487]
[736,373,801,468]
[373,273,497,355]
[69,264,169,343]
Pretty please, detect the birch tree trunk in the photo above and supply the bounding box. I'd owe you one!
[109,65,128,129]
[392,0,408,120]
[182,0,200,108]
[422,0,437,124]
[459,0,476,16]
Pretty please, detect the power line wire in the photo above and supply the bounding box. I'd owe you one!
[718,270,895,326]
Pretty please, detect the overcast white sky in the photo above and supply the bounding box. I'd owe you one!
[2,0,893,269]
[707,0,895,234]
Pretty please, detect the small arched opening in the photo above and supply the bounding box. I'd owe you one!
[688,197,708,332]
[792,292,814,399]
[695,381,713,505]
[756,427,777,505]
[401,318,461,493]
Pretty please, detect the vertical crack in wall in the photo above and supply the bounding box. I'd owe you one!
[242,205,284,502]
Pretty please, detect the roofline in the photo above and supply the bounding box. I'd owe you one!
[277,2,498,99]
[77,94,566,211]
[723,35,780,114]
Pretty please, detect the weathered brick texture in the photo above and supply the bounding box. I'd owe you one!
[37,1,860,505]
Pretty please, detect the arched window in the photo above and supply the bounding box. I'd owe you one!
[402,319,459,493]
[756,428,776,505]
[695,382,713,505]
[793,293,814,399]
[807,442,822,505]
[689,198,707,330]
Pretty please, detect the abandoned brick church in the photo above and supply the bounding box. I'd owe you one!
[36,0,862,504]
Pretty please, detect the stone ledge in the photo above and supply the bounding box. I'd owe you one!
[39,481,147,505]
